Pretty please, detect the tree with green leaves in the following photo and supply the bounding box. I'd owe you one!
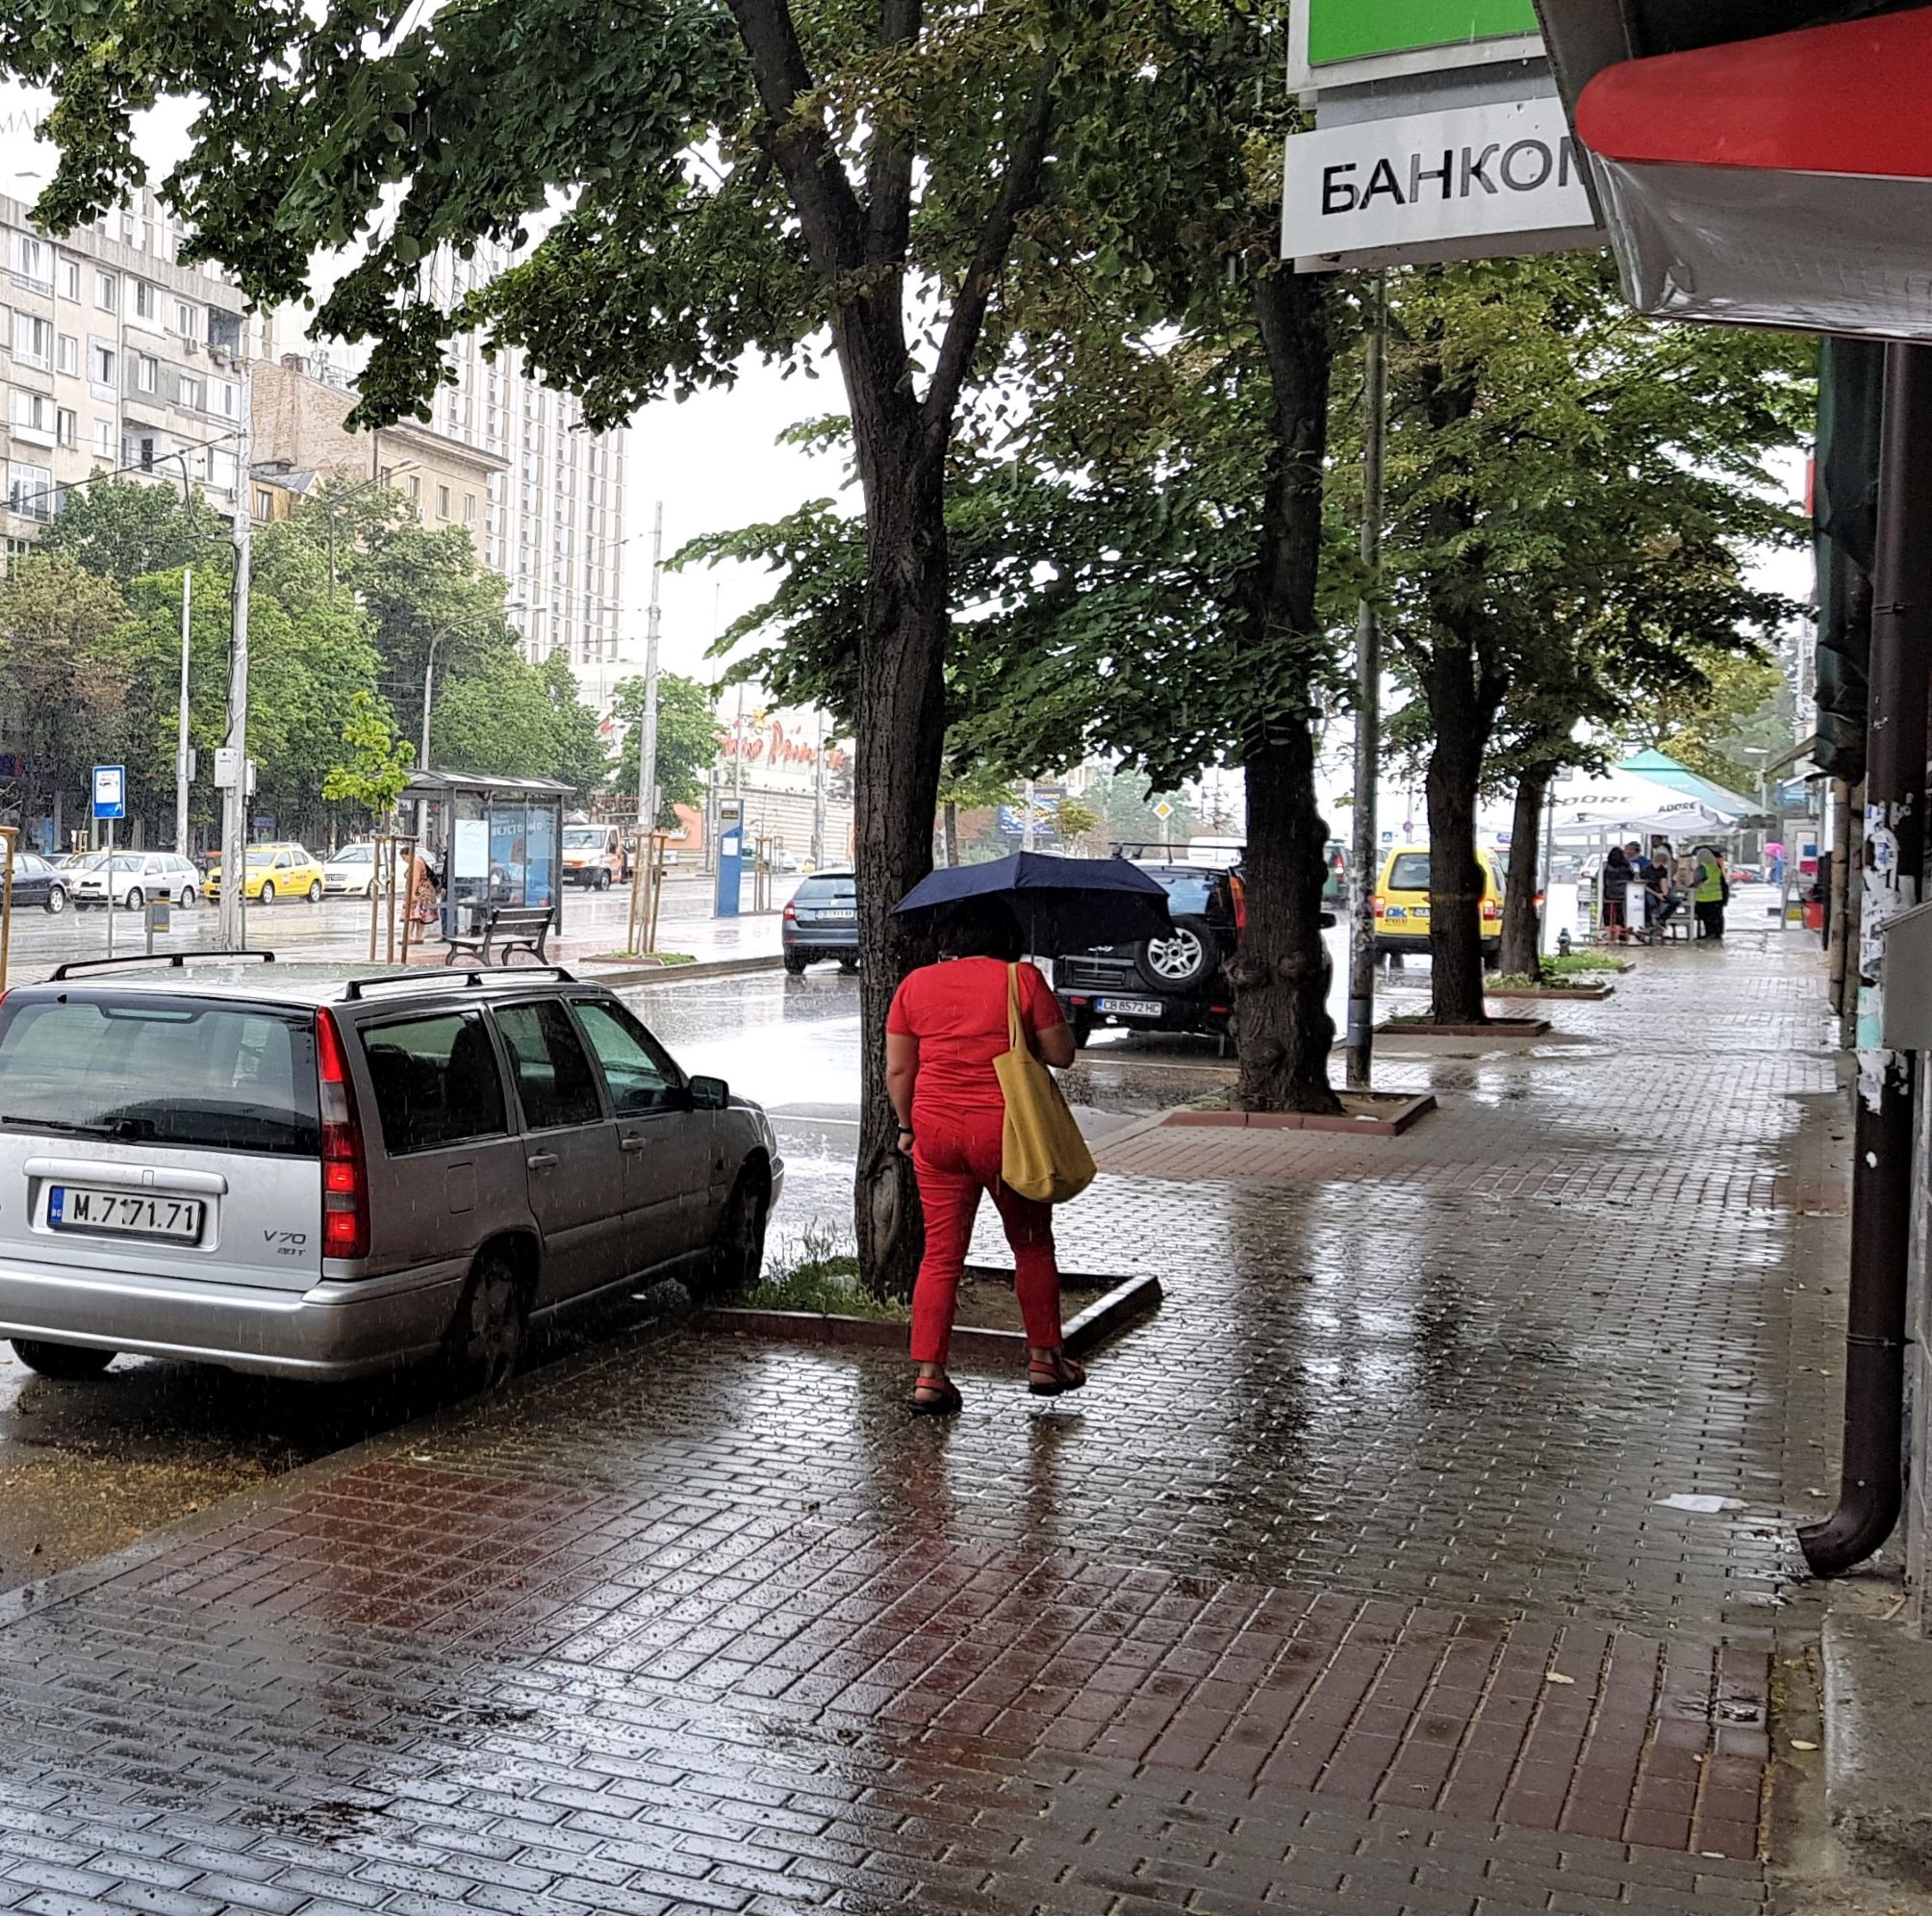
[610,672,719,828]
[37,477,228,584]
[1358,257,1811,1016]
[323,690,416,822]
[1,0,1204,1290]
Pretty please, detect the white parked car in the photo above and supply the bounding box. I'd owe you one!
[70,852,201,910]
[323,842,411,897]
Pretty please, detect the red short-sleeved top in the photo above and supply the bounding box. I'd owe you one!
[887,957,1065,1116]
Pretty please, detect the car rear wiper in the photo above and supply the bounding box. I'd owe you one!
[0,1114,119,1137]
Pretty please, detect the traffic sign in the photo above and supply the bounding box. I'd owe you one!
[1153,800,1175,821]
[90,764,125,821]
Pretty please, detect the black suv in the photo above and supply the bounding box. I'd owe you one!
[1053,862,1244,1044]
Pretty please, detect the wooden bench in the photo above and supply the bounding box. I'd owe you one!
[443,905,555,967]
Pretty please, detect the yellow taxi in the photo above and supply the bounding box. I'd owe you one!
[207,842,327,904]
[1373,844,1507,959]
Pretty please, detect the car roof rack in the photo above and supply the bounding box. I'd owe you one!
[339,963,577,1002]
[48,950,278,982]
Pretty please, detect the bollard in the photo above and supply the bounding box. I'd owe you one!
[144,895,170,956]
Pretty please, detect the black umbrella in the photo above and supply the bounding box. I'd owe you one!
[892,851,1172,957]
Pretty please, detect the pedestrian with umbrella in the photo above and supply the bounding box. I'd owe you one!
[885,852,1171,1415]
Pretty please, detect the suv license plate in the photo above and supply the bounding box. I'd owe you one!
[48,1187,203,1241]
[1097,997,1163,1018]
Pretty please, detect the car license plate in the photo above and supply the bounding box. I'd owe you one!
[1097,997,1163,1018]
[48,1187,203,1241]
[819,909,857,921]
[1411,907,1430,921]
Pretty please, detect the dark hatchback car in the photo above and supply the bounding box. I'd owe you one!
[7,852,72,913]
[782,870,859,974]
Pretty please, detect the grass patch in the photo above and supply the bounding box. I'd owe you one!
[597,950,697,965]
[742,1222,906,1320]
[1543,951,1628,975]
[1490,970,1610,991]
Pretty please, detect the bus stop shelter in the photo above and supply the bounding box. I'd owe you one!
[401,770,572,940]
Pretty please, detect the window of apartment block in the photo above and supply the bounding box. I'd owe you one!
[135,354,157,394]
[173,300,199,341]
[209,448,238,492]
[8,390,51,439]
[55,333,76,376]
[7,233,48,286]
[437,484,450,519]
[133,436,156,473]
[133,280,160,323]
[178,372,202,411]
[91,418,113,460]
[54,406,75,448]
[407,474,420,504]
[8,462,52,521]
[94,271,116,312]
[207,376,238,419]
[10,314,49,369]
[57,258,76,301]
[254,487,274,523]
[88,341,114,387]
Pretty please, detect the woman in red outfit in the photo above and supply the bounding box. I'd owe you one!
[885,898,1083,1414]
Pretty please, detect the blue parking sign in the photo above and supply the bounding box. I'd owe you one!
[91,764,125,821]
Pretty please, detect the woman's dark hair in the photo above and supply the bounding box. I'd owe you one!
[933,895,1024,961]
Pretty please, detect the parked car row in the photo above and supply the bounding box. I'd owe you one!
[0,960,781,1392]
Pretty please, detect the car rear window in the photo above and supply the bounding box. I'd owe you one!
[362,1010,508,1155]
[795,875,856,903]
[0,994,319,1157]
[1388,854,1432,891]
[1157,871,1214,915]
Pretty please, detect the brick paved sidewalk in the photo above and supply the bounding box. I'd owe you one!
[0,929,1850,1913]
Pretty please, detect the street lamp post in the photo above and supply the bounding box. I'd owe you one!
[216,363,253,953]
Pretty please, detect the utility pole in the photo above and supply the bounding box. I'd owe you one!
[1345,271,1388,1092]
[1022,777,1036,852]
[637,501,663,839]
[174,566,191,854]
[811,716,827,869]
[216,363,252,953]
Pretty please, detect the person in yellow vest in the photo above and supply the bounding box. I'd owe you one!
[1693,845,1729,940]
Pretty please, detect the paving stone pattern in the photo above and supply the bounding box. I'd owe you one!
[0,931,1848,1911]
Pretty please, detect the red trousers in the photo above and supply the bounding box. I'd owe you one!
[910,1107,1061,1366]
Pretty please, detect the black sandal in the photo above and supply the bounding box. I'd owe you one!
[909,1372,962,1415]
[1028,1349,1086,1397]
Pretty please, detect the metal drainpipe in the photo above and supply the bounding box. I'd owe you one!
[1801,341,1932,1577]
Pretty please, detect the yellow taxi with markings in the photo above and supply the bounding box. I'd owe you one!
[207,842,327,905]
[1373,844,1507,960]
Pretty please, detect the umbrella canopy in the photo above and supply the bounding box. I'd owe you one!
[893,852,1173,957]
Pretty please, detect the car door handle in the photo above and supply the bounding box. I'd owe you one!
[619,1135,647,1155]
[526,1152,559,1172]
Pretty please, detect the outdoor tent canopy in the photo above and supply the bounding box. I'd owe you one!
[1615,749,1760,823]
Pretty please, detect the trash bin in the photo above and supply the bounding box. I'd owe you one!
[1804,899,1825,932]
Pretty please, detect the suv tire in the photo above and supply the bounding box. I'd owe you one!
[12,1339,114,1380]
[1135,913,1216,992]
[443,1247,529,1395]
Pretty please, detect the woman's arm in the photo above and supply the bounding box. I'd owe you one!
[885,1031,920,1152]
[1034,1021,1076,1068]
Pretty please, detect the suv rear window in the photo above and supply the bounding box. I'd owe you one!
[0,994,319,1157]
[363,1010,508,1155]
[1157,871,1214,915]
[1388,854,1432,891]
[795,874,856,902]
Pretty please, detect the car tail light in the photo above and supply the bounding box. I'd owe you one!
[1372,895,1384,915]
[315,1008,369,1260]
[1482,899,1501,921]
[783,901,797,922]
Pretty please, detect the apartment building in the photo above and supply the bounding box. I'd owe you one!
[0,188,264,550]
[416,243,627,681]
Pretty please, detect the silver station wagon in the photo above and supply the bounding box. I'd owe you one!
[0,958,780,1389]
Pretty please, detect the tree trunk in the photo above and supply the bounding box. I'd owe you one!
[851,439,949,1300]
[943,800,958,866]
[1422,649,1490,1024]
[1498,767,1548,978]
[1230,267,1342,1115]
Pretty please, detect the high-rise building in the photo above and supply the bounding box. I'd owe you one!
[417,243,627,685]
[0,186,267,549]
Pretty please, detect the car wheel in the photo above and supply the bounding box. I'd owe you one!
[123,886,143,911]
[12,1339,114,1380]
[443,1247,530,1395]
[178,887,195,908]
[783,953,809,976]
[706,1167,770,1297]
[43,885,65,915]
[259,881,275,904]
[595,869,611,891]
[837,954,859,974]
[1135,913,1216,992]
[307,880,323,903]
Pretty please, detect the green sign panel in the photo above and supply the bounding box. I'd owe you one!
[1307,0,1540,66]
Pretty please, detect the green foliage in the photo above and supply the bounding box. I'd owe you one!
[322,691,415,817]
[609,671,719,825]
[38,478,229,584]
[1646,651,1792,799]
[539,652,614,796]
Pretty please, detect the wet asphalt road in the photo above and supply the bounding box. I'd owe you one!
[0,918,1363,1589]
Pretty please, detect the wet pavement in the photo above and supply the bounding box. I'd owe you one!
[0,909,1859,1913]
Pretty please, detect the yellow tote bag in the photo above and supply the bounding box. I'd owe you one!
[995,963,1096,1204]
